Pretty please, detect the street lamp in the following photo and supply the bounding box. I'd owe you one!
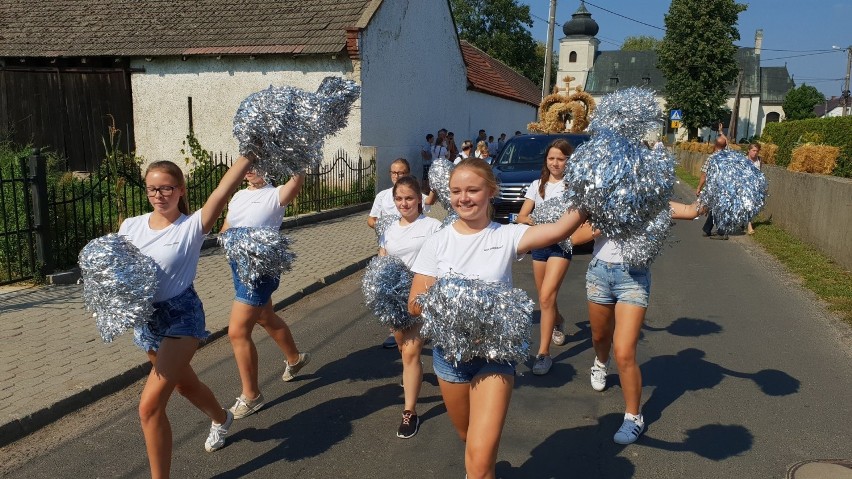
[832,45,851,117]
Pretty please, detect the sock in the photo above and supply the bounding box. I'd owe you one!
[595,357,608,368]
[625,412,644,425]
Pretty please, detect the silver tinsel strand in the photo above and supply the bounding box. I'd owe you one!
[589,87,662,142]
[439,210,459,230]
[79,234,158,343]
[361,255,418,330]
[530,194,574,253]
[616,207,673,268]
[565,89,674,240]
[428,158,454,210]
[417,273,533,364]
[219,227,296,286]
[375,214,400,240]
[698,149,768,233]
[233,76,360,180]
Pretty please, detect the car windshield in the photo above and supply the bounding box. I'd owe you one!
[494,135,588,167]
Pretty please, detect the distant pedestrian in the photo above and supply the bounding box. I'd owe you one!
[447,131,459,160]
[487,136,499,156]
[377,175,441,439]
[498,133,507,151]
[697,125,728,239]
[421,133,434,186]
[118,156,253,477]
[515,139,575,376]
[745,143,762,235]
[454,140,474,165]
[515,130,523,137]
[221,169,310,421]
[474,141,491,164]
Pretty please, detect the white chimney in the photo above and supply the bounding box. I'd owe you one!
[755,29,763,56]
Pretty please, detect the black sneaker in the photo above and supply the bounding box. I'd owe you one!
[397,410,420,439]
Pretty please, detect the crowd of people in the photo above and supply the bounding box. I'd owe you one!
[421,129,523,185]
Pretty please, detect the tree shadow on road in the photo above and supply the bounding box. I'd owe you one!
[643,316,723,337]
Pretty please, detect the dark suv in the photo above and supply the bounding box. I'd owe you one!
[491,133,591,224]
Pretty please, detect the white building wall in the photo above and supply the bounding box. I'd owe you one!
[129,56,361,169]
[557,37,598,89]
[359,0,536,190]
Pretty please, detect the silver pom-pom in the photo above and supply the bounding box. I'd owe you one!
[428,158,454,210]
[616,207,673,267]
[79,234,158,343]
[233,76,361,179]
[566,112,674,241]
[698,149,768,232]
[361,255,417,330]
[417,273,533,364]
[439,210,459,230]
[219,227,296,286]
[589,87,662,142]
[530,194,574,253]
[375,214,400,240]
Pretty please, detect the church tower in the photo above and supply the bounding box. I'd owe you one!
[557,1,599,91]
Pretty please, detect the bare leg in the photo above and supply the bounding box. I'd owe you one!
[612,303,647,415]
[394,324,424,413]
[256,301,300,365]
[438,379,471,442]
[228,302,261,399]
[465,373,514,479]
[588,302,615,363]
[533,257,570,356]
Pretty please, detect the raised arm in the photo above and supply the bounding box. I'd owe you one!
[425,190,437,206]
[517,208,587,254]
[201,155,253,234]
[515,199,536,226]
[278,173,305,207]
[407,273,437,317]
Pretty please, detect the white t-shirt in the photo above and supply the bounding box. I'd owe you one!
[226,184,286,228]
[488,141,499,155]
[118,211,205,302]
[412,222,529,286]
[431,144,448,161]
[369,187,430,218]
[592,237,625,263]
[379,215,441,268]
[524,179,565,207]
[422,142,433,165]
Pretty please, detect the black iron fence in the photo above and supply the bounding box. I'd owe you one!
[0,148,375,285]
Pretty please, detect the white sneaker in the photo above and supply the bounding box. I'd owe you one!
[613,414,644,444]
[590,357,609,391]
[551,325,567,346]
[282,352,311,382]
[229,393,265,419]
[204,409,234,452]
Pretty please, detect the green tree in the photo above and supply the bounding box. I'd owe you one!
[450,0,543,85]
[621,35,661,51]
[783,84,825,120]
[657,0,747,138]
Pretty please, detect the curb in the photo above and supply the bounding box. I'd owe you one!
[2,205,373,448]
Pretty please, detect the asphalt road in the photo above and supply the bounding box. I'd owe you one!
[2,212,851,478]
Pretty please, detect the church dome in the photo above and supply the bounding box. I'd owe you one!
[562,1,599,37]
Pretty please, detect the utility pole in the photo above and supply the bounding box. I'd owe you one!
[843,46,851,116]
[542,0,557,98]
[728,70,743,141]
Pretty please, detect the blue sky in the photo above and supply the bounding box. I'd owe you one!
[519,0,852,98]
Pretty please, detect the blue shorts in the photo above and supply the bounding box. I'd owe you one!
[531,244,572,262]
[133,286,209,352]
[585,258,651,308]
[432,346,515,383]
[230,260,280,307]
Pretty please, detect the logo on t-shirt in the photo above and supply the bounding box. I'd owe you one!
[483,245,504,251]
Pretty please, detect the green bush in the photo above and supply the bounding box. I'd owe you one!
[761,116,852,177]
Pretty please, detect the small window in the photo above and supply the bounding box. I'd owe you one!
[569,51,577,63]
[609,77,619,87]
[766,112,781,123]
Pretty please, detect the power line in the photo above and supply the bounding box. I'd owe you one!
[761,50,843,62]
[583,0,664,31]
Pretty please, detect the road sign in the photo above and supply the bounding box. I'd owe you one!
[671,120,682,129]
[670,109,683,121]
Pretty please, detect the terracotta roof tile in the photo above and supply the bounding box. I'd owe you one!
[0,0,374,57]
[459,40,541,107]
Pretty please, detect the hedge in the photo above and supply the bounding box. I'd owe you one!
[761,116,852,178]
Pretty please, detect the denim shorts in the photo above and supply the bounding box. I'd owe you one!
[585,258,651,308]
[230,260,280,307]
[133,285,209,352]
[531,243,573,262]
[432,346,516,383]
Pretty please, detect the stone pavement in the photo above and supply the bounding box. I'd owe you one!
[0,205,384,447]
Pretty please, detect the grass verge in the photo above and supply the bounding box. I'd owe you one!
[675,168,852,324]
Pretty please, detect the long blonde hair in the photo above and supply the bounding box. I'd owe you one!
[145,160,190,215]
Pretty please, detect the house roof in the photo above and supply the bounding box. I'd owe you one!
[813,95,847,117]
[761,66,796,105]
[459,40,541,107]
[0,0,376,57]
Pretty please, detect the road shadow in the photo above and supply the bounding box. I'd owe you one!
[643,316,723,337]
[495,413,753,478]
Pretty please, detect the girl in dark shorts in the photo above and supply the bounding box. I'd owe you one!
[516,139,576,376]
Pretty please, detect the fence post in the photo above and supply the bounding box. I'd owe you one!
[28,148,54,276]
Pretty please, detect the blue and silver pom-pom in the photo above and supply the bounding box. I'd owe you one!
[428,158,454,210]
[530,194,575,253]
[79,234,158,343]
[233,76,360,179]
[219,227,296,286]
[589,87,662,142]
[361,255,418,330]
[699,149,767,233]
[375,214,400,240]
[417,273,534,364]
[616,206,673,268]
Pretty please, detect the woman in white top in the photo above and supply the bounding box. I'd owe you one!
[220,170,308,420]
[515,139,574,376]
[408,158,586,479]
[570,201,702,446]
[475,140,492,164]
[746,143,762,235]
[377,175,441,438]
[117,156,253,477]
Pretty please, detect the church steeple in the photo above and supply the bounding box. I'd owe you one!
[557,2,600,93]
[563,1,599,37]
